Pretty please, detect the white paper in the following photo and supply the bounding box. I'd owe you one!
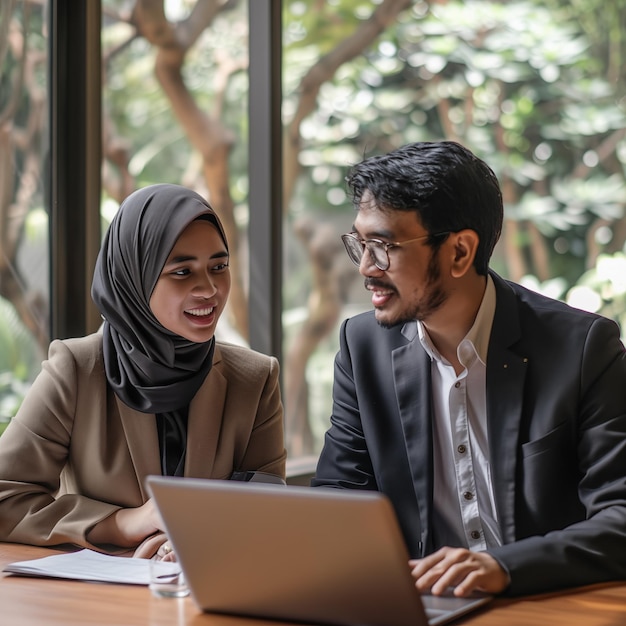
[3,548,177,585]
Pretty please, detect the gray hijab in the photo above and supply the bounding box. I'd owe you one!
[91,183,228,414]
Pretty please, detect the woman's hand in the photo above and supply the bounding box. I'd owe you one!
[132,532,172,559]
[87,498,163,549]
[409,547,510,597]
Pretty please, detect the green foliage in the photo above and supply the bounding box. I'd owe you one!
[566,250,626,341]
[282,0,626,322]
[100,0,626,337]
[0,297,40,422]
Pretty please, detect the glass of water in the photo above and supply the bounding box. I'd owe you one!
[149,552,189,598]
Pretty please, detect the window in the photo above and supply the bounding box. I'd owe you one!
[2,0,625,469]
[0,1,49,432]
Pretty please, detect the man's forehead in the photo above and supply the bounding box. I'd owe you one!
[354,206,424,237]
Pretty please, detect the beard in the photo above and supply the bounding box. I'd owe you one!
[372,253,447,329]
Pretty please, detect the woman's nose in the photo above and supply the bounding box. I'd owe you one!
[194,272,217,296]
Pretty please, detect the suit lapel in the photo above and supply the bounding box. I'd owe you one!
[117,344,226,497]
[184,343,225,478]
[393,323,433,554]
[389,275,529,548]
[116,400,161,501]
[487,273,528,544]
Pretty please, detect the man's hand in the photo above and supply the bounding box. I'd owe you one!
[409,546,509,597]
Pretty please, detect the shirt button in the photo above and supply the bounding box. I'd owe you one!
[463,492,474,501]
[457,444,467,454]
[470,530,481,540]
[454,381,461,388]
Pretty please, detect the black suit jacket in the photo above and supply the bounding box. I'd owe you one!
[313,272,626,595]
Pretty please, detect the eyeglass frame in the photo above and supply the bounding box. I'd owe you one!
[341,231,450,271]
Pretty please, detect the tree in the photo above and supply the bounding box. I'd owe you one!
[0,1,48,352]
[102,0,415,455]
[2,0,625,454]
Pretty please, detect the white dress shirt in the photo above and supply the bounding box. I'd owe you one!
[417,276,502,551]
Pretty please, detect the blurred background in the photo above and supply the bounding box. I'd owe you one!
[1,0,625,471]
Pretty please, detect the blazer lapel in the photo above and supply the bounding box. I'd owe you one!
[487,273,529,544]
[393,322,433,555]
[116,399,161,501]
[184,343,225,478]
[390,275,529,548]
[116,344,226,497]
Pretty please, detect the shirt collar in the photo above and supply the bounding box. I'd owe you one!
[417,275,496,367]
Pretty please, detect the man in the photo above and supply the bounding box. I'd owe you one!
[312,141,626,597]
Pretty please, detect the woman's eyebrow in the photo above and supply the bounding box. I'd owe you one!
[165,250,229,264]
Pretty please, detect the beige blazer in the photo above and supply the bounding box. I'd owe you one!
[0,332,286,551]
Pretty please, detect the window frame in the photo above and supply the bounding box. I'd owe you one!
[49,0,102,339]
[48,0,283,362]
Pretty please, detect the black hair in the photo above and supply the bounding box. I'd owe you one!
[345,141,503,275]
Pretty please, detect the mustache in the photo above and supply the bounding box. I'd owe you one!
[364,277,395,291]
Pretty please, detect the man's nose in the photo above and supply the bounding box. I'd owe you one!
[359,248,383,276]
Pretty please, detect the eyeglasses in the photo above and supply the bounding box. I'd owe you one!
[341,231,449,271]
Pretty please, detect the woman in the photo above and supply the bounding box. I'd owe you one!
[0,184,286,557]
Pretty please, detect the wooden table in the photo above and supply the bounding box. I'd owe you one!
[1,543,625,625]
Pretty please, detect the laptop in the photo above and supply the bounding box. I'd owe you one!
[147,476,491,626]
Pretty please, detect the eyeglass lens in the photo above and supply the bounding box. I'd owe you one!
[342,235,388,270]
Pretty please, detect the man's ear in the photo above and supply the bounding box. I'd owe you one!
[448,230,479,278]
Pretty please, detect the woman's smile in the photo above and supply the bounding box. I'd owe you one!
[184,305,216,326]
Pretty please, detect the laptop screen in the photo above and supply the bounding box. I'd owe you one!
[147,476,490,626]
